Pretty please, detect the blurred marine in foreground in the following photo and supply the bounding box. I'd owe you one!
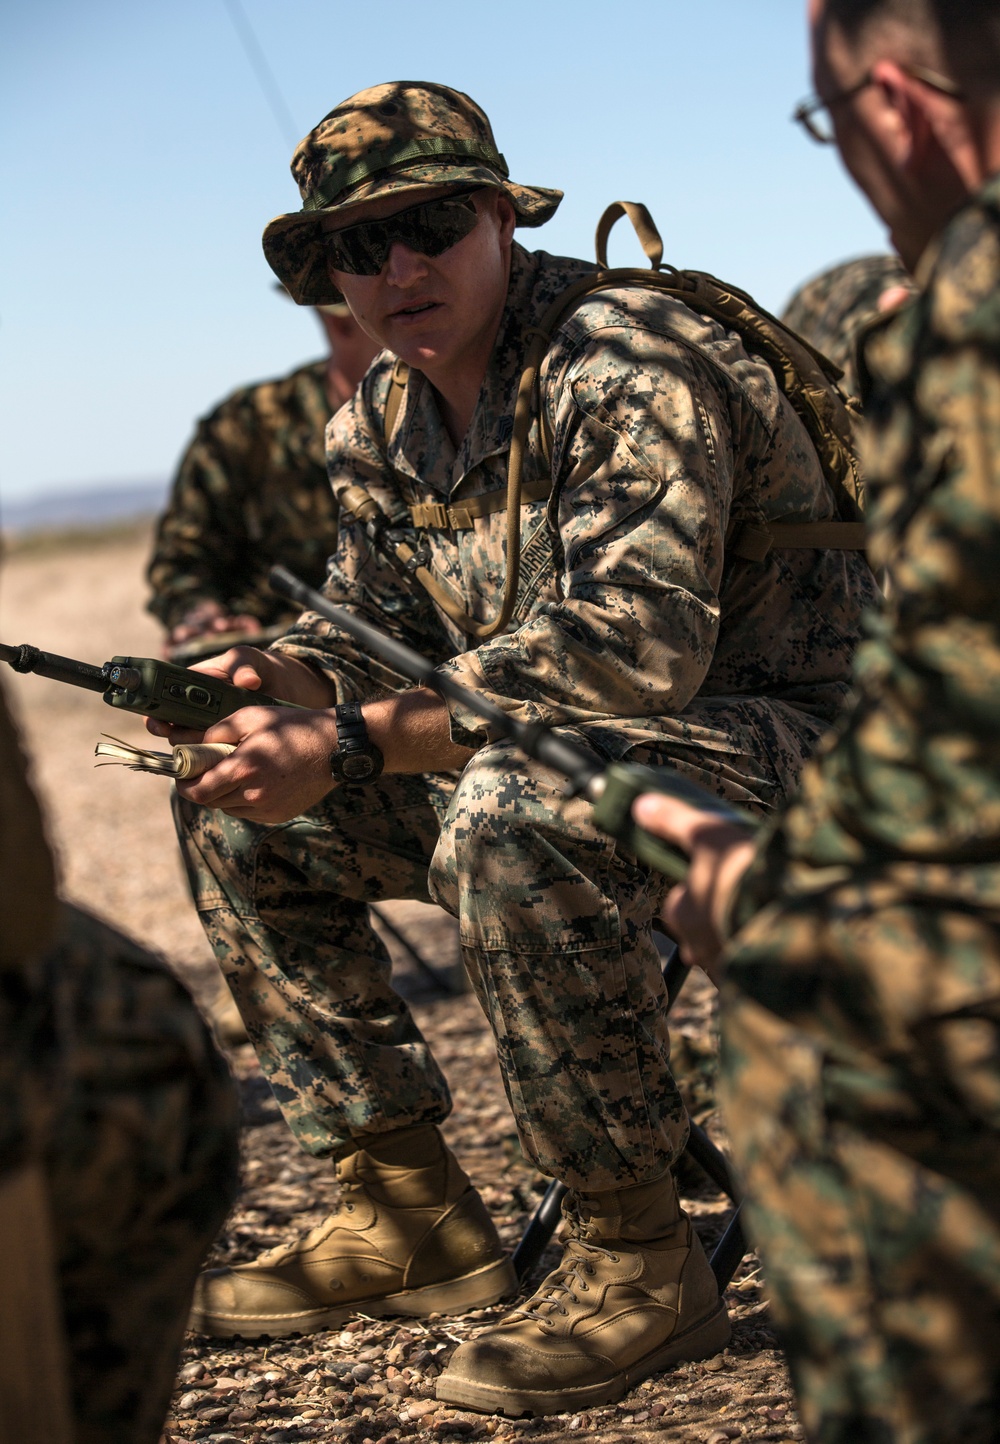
[637,1,1000,1439]
[0,683,239,1443]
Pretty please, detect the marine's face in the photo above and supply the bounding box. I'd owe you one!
[809,0,903,232]
[321,186,515,382]
[808,0,972,269]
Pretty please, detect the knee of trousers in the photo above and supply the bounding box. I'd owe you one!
[428,738,626,952]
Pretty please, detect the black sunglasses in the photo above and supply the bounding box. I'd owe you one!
[322,189,482,275]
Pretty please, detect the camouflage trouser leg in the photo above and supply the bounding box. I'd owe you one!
[46,904,240,1444]
[429,739,689,1192]
[720,887,1000,1444]
[173,773,456,1158]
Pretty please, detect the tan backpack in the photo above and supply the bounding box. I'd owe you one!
[339,202,866,640]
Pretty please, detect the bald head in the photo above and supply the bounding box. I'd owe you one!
[820,0,1000,97]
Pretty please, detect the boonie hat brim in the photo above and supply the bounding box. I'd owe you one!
[264,163,563,307]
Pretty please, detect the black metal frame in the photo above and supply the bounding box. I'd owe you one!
[511,950,746,1291]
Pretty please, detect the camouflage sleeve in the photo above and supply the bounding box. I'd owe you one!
[735,200,1000,923]
[437,323,743,745]
[146,404,259,630]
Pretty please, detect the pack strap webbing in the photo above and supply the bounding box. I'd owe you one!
[407,491,866,554]
[410,477,553,530]
[384,357,409,440]
[728,520,867,562]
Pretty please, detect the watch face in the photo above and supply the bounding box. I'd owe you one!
[340,752,376,782]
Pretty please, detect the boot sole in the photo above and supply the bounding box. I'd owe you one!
[188,1256,517,1339]
[435,1300,732,1417]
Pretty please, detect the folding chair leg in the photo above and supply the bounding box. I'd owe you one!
[511,1179,567,1281]
[709,1204,747,1291]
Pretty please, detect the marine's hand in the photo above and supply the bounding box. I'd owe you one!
[174,705,341,822]
[632,793,756,985]
[145,646,337,743]
[167,600,260,653]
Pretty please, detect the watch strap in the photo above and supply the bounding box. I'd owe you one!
[331,701,384,783]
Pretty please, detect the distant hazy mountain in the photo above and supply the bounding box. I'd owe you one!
[0,481,168,534]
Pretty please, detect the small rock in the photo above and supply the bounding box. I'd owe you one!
[707,1430,742,1443]
[433,1421,474,1436]
[177,1362,207,1385]
[338,1330,357,1348]
[196,1406,231,1421]
[633,1411,650,1422]
[673,1393,691,1405]
[568,1418,581,1432]
[650,1403,668,1418]
[352,1363,375,1383]
[176,1391,206,1412]
[408,1398,441,1419]
[703,1355,727,1372]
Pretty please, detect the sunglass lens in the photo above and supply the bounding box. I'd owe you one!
[323,224,390,276]
[324,193,480,276]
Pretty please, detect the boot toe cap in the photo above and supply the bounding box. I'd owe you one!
[193,1266,317,1319]
[445,1330,616,1391]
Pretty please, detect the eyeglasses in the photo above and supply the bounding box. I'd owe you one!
[792,65,966,145]
[321,189,481,275]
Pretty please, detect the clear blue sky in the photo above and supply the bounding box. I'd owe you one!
[0,0,887,503]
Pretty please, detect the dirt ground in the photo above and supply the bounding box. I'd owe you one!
[1,525,801,1444]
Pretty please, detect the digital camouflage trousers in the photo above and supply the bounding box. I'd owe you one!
[174,701,818,1191]
[2,904,240,1444]
[721,883,1000,1444]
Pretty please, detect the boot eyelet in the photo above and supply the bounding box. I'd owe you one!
[345,1203,355,1212]
[610,1253,620,1263]
[579,1282,588,1291]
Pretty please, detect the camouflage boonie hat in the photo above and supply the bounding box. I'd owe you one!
[262,81,563,305]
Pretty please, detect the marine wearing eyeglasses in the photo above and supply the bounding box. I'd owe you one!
[635,0,1000,1439]
[150,81,877,1416]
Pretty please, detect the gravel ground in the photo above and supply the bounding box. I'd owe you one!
[1,527,800,1444]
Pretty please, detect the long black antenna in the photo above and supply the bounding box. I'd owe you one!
[221,0,299,149]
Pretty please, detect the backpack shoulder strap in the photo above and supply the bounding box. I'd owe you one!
[594,203,866,533]
[382,356,409,443]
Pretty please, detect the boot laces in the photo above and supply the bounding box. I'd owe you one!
[250,1179,364,1267]
[517,1196,621,1322]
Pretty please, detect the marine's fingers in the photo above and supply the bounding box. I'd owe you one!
[632,793,707,851]
[145,717,206,743]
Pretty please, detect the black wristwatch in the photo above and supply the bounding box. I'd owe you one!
[330,701,384,785]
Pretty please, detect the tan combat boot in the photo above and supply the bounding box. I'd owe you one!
[189,1124,515,1337]
[437,1173,730,1416]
